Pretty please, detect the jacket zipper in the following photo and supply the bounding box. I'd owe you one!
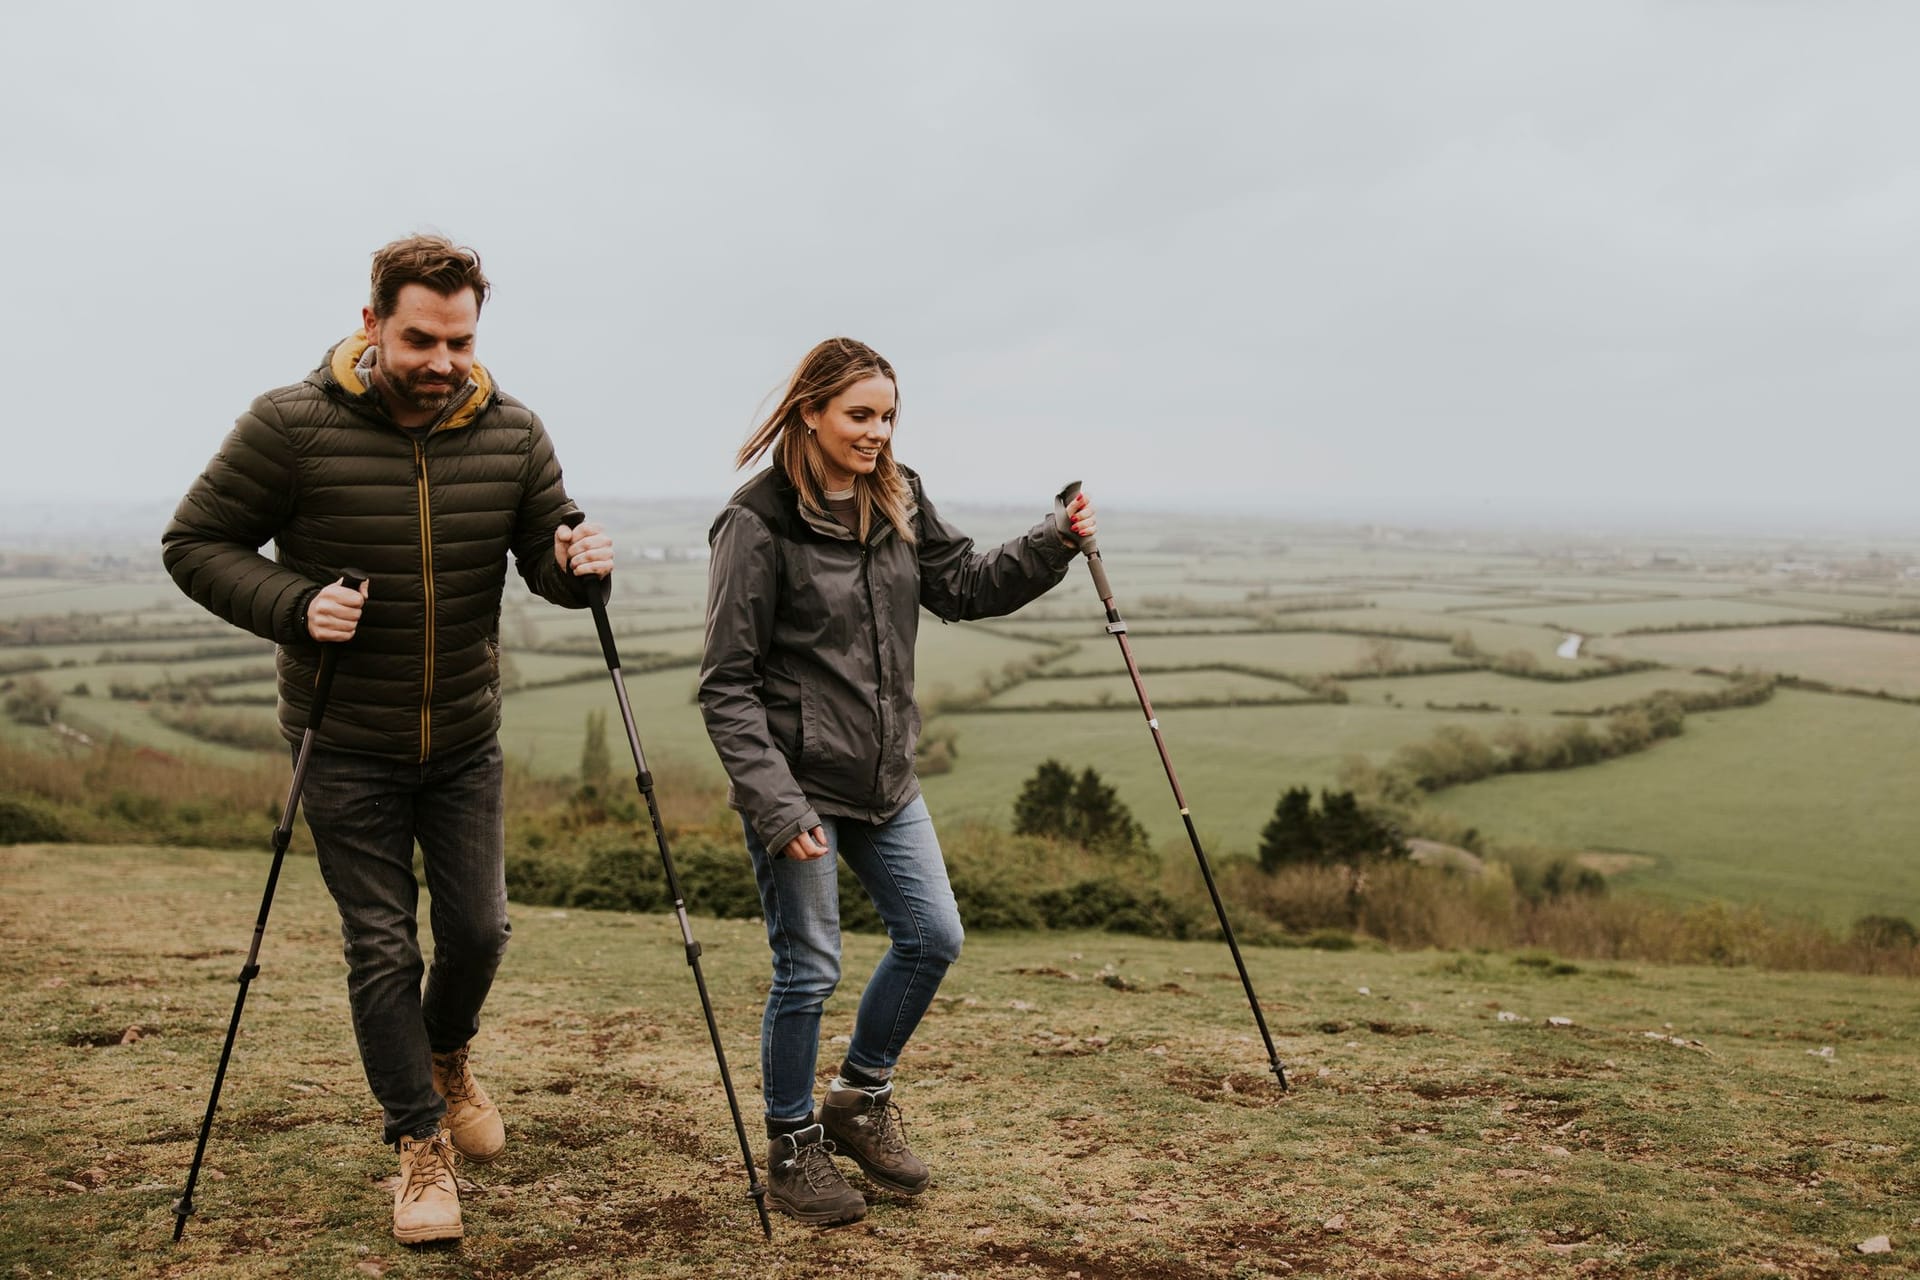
[413,441,437,762]
[862,540,886,803]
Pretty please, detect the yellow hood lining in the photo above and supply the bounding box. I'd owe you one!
[328,333,494,432]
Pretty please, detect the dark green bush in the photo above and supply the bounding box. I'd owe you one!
[0,797,68,844]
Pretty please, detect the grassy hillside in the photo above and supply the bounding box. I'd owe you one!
[2,843,1915,1279]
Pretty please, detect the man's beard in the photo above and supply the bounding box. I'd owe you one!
[375,350,464,416]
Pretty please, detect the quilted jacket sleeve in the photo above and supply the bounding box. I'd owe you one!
[161,394,323,643]
[511,414,592,609]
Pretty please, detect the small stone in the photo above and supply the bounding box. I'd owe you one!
[1323,1213,1347,1231]
[1547,1017,1572,1027]
[1857,1236,1892,1254]
[1356,987,1370,995]
[1498,1011,1523,1022]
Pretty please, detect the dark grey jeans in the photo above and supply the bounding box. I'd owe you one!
[298,735,511,1144]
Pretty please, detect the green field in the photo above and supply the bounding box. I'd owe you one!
[1465,597,1836,635]
[1431,690,1920,924]
[1607,625,1920,697]
[990,669,1306,707]
[1289,608,1598,666]
[921,702,1570,854]
[1346,668,1734,714]
[0,576,189,619]
[1048,630,1456,677]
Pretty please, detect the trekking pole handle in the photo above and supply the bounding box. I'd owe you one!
[1053,481,1114,601]
[562,512,620,664]
[307,570,366,725]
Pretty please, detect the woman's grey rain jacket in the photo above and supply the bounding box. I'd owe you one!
[698,464,1078,854]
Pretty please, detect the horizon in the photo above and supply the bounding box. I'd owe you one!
[0,491,1915,554]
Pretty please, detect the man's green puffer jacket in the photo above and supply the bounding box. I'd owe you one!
[162,334,589,761]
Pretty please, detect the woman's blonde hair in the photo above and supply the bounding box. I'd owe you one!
[735,337,917,544]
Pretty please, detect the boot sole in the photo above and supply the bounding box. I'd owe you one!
[393,1221,464,1245]
[452,1140,505,1165]
[770,1196,868,1226]
[832,1146,928,1198]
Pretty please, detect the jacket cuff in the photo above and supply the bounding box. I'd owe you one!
[759,807,822,857]
[1032,515,1080,566]
[282,583,324,644]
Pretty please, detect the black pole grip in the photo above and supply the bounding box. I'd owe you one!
[561,510,614,609]
[307,570,367,725]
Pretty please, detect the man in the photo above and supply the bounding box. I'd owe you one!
[162,235,612,1245]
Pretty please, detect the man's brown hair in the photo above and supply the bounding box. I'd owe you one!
[368,234,491,319]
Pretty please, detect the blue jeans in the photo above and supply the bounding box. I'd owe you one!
[298,736,511,1144]
[745,795,964,1123]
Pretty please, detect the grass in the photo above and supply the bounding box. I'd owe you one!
[1430,690,1920,925]
[1606,626,1920,697]
[2,842,1916,1279]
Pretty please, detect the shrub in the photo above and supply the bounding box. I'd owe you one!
[0,797,68,844]
[5,676,61,725]
[1012,760,1149,853]
[1851,914,1919,950]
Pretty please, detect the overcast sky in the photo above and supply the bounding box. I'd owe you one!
[3,2,1915,531]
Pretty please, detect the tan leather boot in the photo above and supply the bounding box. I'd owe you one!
[431,1043,505,1164]
[392,1129,462,1244]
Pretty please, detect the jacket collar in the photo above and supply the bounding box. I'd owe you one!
[325,333,494,432]
[770,463,896,545]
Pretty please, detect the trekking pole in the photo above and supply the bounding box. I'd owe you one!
[174,570,367,1241]
[562,513,774,1238]
[1053,483,1289,1091]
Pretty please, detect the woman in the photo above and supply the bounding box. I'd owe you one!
[698,337,1096,1225]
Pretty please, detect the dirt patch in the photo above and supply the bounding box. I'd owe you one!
[1165,1065,1287,1107]
[974,1241,1191,1279]
[1408,1079,1506,1101]
[63,1025,160,1047]
[618,1191,712,1236]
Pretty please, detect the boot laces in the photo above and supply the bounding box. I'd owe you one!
[436,1047,477,1106]
[790,1138,847,1192]
[863,1096,909,1155]
[402,1133,460,1203]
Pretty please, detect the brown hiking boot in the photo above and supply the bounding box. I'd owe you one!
[766,1124,867,1226]
[820,1081,929,1196]
[392,1129,462,1245]
[431,1044,505,1164]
